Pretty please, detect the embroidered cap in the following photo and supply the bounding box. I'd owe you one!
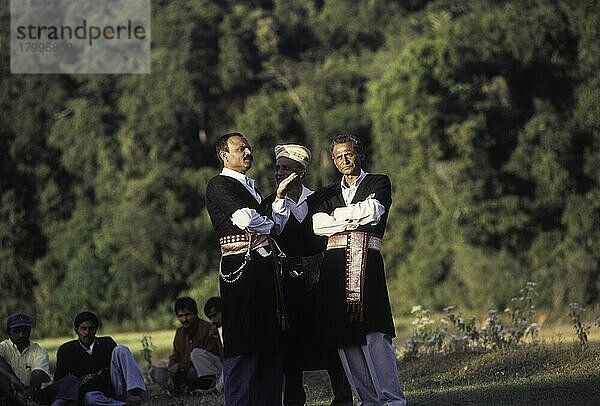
[6,313,32,330]
[274,144,312,168]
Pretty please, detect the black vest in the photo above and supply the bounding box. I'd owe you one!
[206,174,263,238]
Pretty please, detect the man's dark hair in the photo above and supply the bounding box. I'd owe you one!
[204,296,223,317]
[174,297,198,315]
[328,134,365,161]
[74,311,100,329]
[216,132,245,164]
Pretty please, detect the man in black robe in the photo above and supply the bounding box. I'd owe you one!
[263,144,352,405]
[312,135,407,405]
[205,132,285,405]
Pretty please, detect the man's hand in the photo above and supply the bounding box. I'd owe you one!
[18,387,42,406]
[276,173,298,199]
[29,369,48,393]
[79,369,106,388]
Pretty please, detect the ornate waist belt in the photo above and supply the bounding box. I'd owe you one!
[326,232,381,251]
[219,234,269,256]
[325,231,382,322]
[218,232,289,331]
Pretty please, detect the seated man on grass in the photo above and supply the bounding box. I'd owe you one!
[151,297,223,394]
[54,311,147,405]
[0,313,79,406]
[203,296,224,392]
[203,297,223,346]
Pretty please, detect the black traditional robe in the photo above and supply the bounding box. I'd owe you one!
[264,187,352,403]
[263,189,331,367]
[314,174,396,346]
[205,175,280,357]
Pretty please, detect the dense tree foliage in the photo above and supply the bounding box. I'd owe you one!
[1,0,598,334]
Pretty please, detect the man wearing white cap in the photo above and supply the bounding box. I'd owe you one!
[312,135,406,405]
[263,144,352,405]
[205,132,286,405]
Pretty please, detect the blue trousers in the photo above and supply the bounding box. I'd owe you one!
[82,345,146,405]
[223,352,283,405]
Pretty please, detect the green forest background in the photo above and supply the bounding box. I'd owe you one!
[1,0,599,336]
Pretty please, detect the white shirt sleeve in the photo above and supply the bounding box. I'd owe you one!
[231,208,274,234]
[312,212,349,237]
[30,345,51,377]
[332,198,385,226]
[271,197,289,235]
[312,198,386,237]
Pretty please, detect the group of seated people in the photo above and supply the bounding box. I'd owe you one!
[0,296,224,405]
[149,296,224,394]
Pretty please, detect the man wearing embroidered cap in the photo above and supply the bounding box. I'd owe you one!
[274,144,312,168]
[205,132,286,405]
[0,313,79,405]
[264,144,352,405]
[312,135,406,405]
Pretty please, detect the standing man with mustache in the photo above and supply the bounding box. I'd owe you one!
[312,135,406,405]
[205,132,286,405]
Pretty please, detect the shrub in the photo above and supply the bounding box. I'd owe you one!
[404,282,540,358]
[568,302,591,346]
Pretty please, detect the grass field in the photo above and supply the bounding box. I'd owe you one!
[400,343,600,405]
[34,322,600,405]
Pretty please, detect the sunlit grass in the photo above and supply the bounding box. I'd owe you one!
[35,318,600,368]
[31,319,600,405]
[37,329,175,370]
[401,343,600,405]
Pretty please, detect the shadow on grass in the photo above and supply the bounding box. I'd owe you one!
[143,344,600,405]
[408,372,600,405]
[402,343,600,406]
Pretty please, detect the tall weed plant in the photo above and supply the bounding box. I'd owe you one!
[405,282,541,358]
[568,302,600,346]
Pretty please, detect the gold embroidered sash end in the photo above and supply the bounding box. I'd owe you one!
[326,232,381,323]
